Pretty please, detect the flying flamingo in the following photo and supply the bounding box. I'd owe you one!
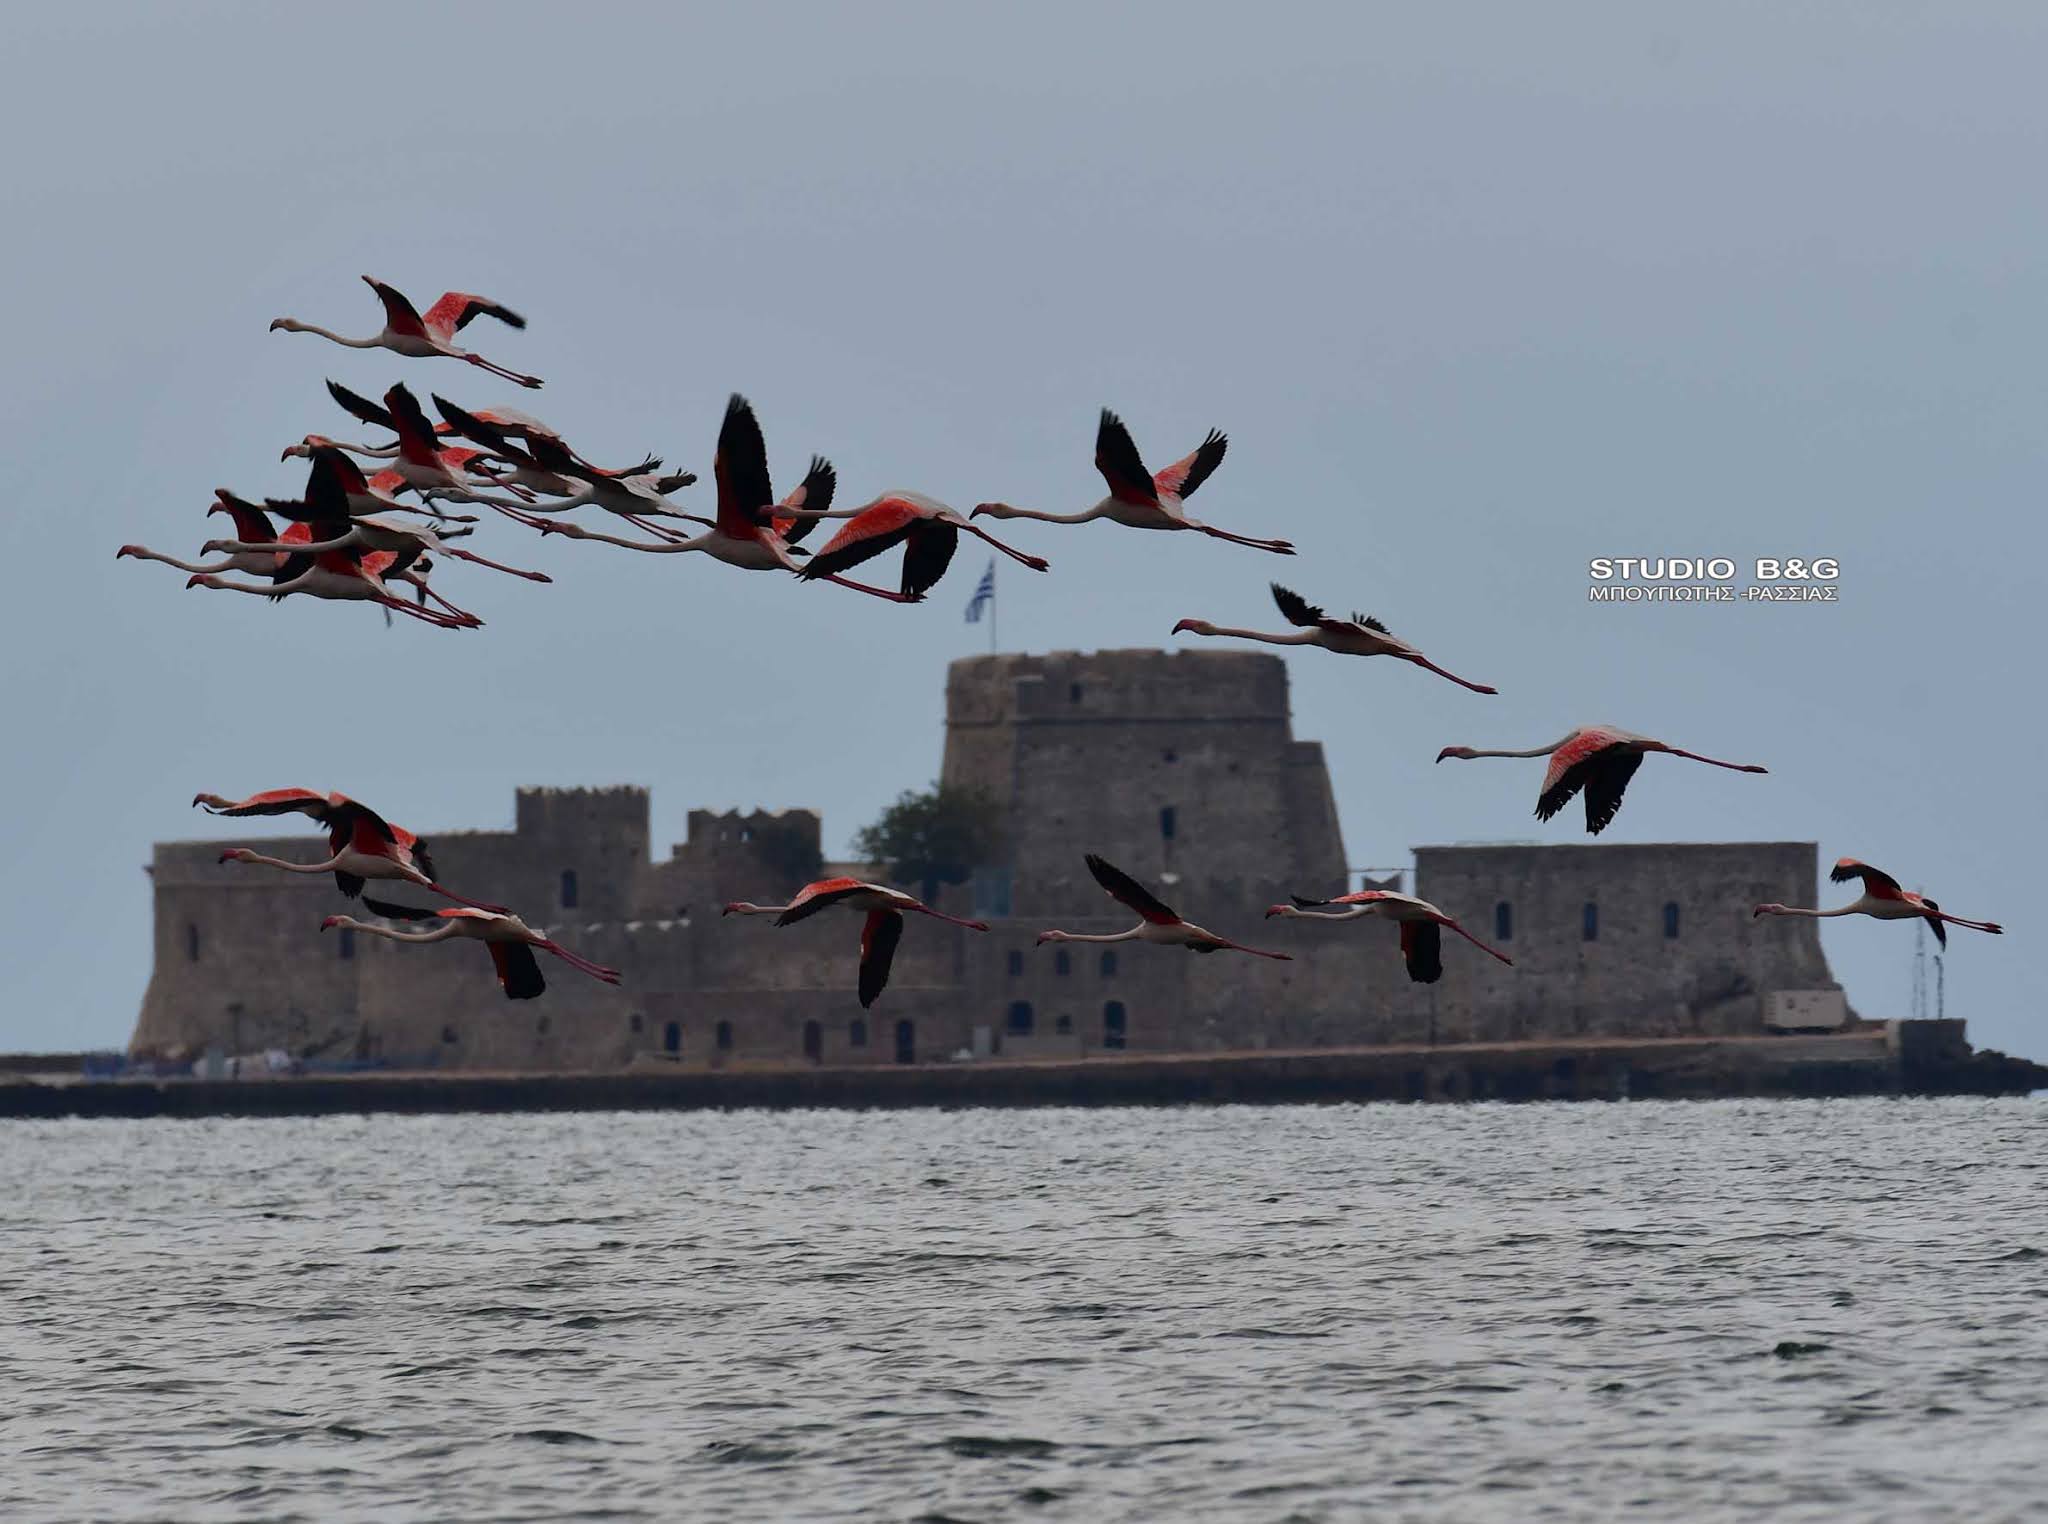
[320,382,538,508]
[322,898,621,999]
[533,395,922,603]
[210,447,551,584]
[1036,854,1293,960]
[117,492,292,577]
[972,410,1293,555]
[1435,725,1769,835]
[432,396,702,539]
[723,877,991,1008]
[1265,890,1513,983]
[186,529,481,629]
[795,491,1050,599]
[1754,859,2003,946]
[199,790,507,910]
[271,275,543,388]
[1174,584,1497,694]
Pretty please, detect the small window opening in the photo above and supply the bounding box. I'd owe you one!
[1007,1001,1035,1035]
[1583,903,1599,942]
[1103,1001,1127,1050]
[802,1020,822,1063]
[1100,950,1118,978]
[1007,949,1024,976]
[1069,683,1083,703]
[1159,806,1177,841]
[849,1018,868,1048]
[1663,901,1680,939]
[185,924,200,963]
[662,1020,681,1053]
[1055,1013,1073,1034]
[337,927,355,961]
[1495,902,1513,942]
[1055,949,1071,976]
[715,1020,733,1052]
[441,1024,458,1044]
[560,869,579,909]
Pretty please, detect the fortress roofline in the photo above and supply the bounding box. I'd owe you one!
[1413,839,1819,853]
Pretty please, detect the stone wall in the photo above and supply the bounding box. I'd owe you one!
[129,650,1843,1071]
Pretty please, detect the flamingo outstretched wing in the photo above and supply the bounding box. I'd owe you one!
[714,394,776,539]
[489,940,547,1000]
[1094,411,1159,506]
[1401,920,1444,984]
[363,277,431,340]
[1830,858,1905,897]
[423,291,527,336]
[774,456,837,545]
[858,909,905,1008]
[1153,429,1227,501]
[775,877,870,928]
[1084,854,1179,925]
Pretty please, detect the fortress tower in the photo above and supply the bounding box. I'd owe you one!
[940,650,1347,916]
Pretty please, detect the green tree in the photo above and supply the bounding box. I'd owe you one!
[852,782,1005,904]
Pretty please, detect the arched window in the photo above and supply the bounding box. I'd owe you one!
[1007,1001,1034,1035]
[1494,902,1513,942]
[337,927,355,961]
[1103,1001,1128,1050]
[1006,949,1024,976]
[1159,806,1177,841]
[662,1020,681,1053]
[560,869,579,909]
[1054,949,1071,976]
[715,1020,733,1052]
[1100,950,1118,978]
[893,1020,915,1064]
[1582,903,1599,942]
[802,1020,823,1063]
[1069,682,1084,703]
[629,1012,645,1034]
[1055,1013,1073,1034]
[441,1024,458,1045]
[185,923,200,963]
[1663,901,1681,939]
[849,1018,868,1049]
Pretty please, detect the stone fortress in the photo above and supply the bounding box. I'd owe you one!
[132,650,1846,1071]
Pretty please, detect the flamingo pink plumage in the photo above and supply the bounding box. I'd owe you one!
[322,898,621,999]
[1175,584,1497,694]
[1754,859,2003,946]
[1265,890,1512,983]
[1036,854,1293,960]
[1435,725,1768,834]
[723,877,991,1008]
[271,276,543,388]
[197,790,506,910]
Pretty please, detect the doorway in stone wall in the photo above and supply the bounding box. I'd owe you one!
[802,1020,822,1064]
[894,1020,915,1064]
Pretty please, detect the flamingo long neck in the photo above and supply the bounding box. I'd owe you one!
[230,851,342,875]
[1773,904,1862,919]
[294,323,381,348]
[1048,928,1142,944]
[123,548,249,575]
[1273,905,1368,921]
[981,501,1107,525]
[344,919,461,945]
[1191,625,1318,646]
[728,902,791,917]
[1468,738,1572,759]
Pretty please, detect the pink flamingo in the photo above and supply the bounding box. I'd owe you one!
[1435,725,1768,835]
[1037,854,1293,960]
[723,877,991,1008]
[1265,890,1512,983]
[973,409,1292,554]
[198,790,506,910]
[794,491,1050,599]
[271,275,543,388]
[1175,584,1497,694]
[1754,859,2003,945]
[322,898,621,999]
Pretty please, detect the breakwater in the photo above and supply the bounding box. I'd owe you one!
[2,1022,2037,1121]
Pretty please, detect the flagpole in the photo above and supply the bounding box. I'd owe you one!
[990,563,998,654]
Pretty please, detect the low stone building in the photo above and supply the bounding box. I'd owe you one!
[130,650,1843,1070]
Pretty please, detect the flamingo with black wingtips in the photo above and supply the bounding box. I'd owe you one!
[1265,890,1513,983]
[320,382,538,511]
[200,791,506,910]
[723,877,991,1008]
[1036,854,1293,960]
[117,492,293,578]
[1175,584,1498,693]
[271,275,543,388]
[972,409,1292,555]
[794,491,1050,600]
[322,898,621,999]
[531,394,922,603]
[1754,859,2003,945]
[185,524,480,629]
[1435,725,1768,835]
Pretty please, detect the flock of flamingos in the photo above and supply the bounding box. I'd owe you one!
[126,277,2004,1012]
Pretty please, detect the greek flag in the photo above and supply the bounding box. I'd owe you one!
[964,560,996,623]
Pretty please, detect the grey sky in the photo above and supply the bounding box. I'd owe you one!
[3,2,2041,1056]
